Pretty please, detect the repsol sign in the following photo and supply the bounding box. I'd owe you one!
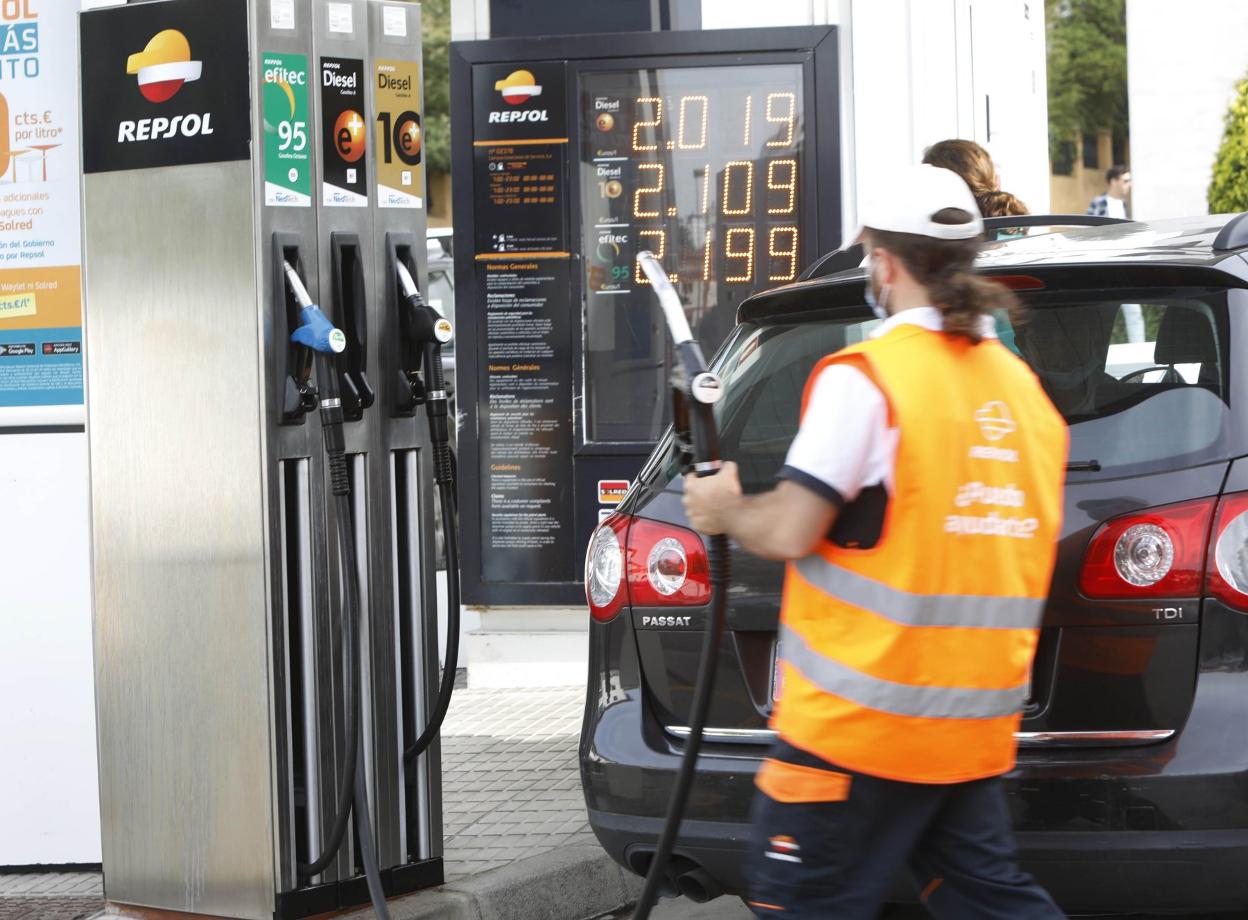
[79,0,251,174]
[117,113,214,143]
[487,109,549,124]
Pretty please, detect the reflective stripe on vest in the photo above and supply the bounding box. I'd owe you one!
[794,554,1045,630]
[780,623,1029,720]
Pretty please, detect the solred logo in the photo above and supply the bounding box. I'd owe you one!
[127,29,202,103]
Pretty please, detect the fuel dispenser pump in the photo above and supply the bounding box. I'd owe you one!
[632,252,729,920]
[80,2,447,916]
[285,262,393,920]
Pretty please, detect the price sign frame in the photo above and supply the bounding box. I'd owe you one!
[451,26,840,606]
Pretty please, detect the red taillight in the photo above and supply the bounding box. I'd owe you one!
[584,514,711,621]
[585,513,630,622]
[1079,497,1216,599]
[1208,492,1248,611]
[626,518,710,607]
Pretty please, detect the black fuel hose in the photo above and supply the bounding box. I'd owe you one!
[292,345,390,920]
[295,487,359,879]
[632,535,730,920]
[630,250,728,920]
[354,735,391,919]
[400,282,461,770]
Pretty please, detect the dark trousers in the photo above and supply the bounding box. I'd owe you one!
[746,741,1063,919]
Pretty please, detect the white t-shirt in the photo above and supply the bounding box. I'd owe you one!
[1105,196,1128,220]
[779,307,996,506]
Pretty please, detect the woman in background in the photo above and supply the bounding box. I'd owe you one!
[923,139,1030,222]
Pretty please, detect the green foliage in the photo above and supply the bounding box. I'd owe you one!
[1046,0,1128,164]
[1208,76,1248,213]
[419,0,451,176]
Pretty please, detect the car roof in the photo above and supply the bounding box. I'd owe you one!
[741,214,1248,323]
[976,214,1244,269]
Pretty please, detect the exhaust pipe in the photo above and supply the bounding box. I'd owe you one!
[675,867,723,903]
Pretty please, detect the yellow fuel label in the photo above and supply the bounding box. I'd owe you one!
[374,58,423,209]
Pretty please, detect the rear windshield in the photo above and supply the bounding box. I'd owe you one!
[638,287,1233,491]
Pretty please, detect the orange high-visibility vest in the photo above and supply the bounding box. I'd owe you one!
[772,322,1068,784]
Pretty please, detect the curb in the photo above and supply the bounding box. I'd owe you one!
[344,846,642,920]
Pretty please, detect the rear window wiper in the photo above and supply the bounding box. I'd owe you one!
[1067,459,1102,472]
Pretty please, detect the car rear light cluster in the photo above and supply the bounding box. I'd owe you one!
[1079,497,1213,598]
[1208,493,1248,608]
[584,513,710,622]
[1079,492,1248,611]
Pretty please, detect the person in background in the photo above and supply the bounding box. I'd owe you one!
[1087,166,1144,340]
[922,139,1031,218]
[1088,165,1131,219]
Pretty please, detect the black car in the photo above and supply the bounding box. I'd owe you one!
[580,214,1248,914]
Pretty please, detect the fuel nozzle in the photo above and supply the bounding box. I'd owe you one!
[286,260,352,495]
[396,260,455,484]
[282,261,321,421]
[636,251,723,477]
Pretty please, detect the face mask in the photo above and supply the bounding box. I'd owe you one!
[864,255,890,322]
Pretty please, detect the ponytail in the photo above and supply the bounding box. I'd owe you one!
[928,269,1022,344]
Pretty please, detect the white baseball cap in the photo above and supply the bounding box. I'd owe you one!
[857,164,984,241]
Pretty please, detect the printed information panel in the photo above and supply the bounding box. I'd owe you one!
[471,60,574,583]
[0,1,87,421]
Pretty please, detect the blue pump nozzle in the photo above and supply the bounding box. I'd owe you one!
[291,303,347,355]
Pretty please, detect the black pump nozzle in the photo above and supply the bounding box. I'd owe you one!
[396,260,455,483]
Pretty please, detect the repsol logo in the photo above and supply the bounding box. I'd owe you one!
[117,113,214,143]
[487,109,549,124]
[641,615,693,628]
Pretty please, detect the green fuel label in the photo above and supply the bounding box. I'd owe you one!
[262,52,311,207]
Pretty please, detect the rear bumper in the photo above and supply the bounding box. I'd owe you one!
[582,609,1248,913]
[582,683,1248,913]
[586,805,1248,913]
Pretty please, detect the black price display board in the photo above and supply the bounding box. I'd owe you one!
[451,28,839,605]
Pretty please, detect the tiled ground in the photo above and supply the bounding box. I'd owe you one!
[0,873,102,920]
[0,682,593,914]
[440,685,596,878]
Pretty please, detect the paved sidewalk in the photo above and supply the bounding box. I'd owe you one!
[1,683,638,920]
[0,873,102,920]
[439,685,597,880]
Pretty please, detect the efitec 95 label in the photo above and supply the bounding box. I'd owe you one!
[262,51,311,207]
